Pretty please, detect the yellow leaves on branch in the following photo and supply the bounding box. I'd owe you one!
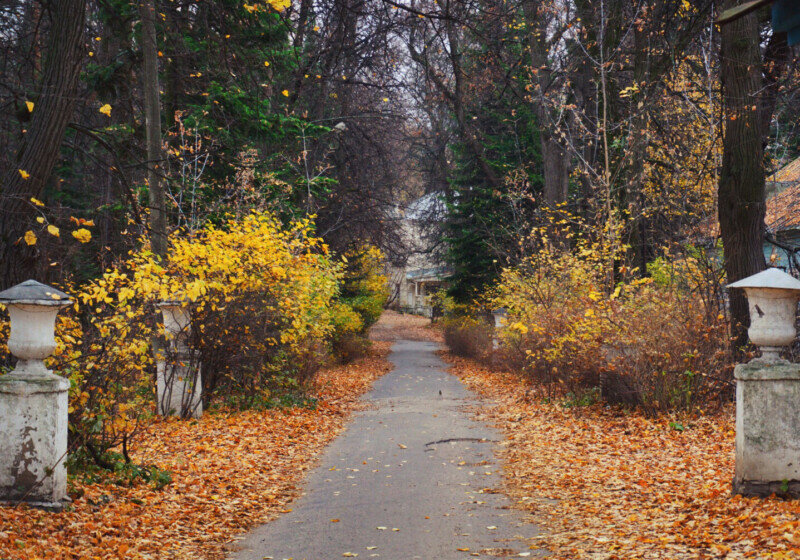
[619,84,639,98]
[269,0,291,11]
[244,0,291,13]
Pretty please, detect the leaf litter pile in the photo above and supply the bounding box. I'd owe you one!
[0,342,392,560]
[444,353,800,560]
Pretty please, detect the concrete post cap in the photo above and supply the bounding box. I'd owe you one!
[0,280,71,306]
[156,292,189,308]
[727,268,800,292]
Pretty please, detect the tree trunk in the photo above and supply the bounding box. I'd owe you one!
[628,15,650,273]
[524,0,568,206]
[541,136,569,206]
[718,2,767,356]
[139,0,168,259]
[0,0,87,289]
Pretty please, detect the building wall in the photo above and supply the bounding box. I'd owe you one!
[385,193,448,316]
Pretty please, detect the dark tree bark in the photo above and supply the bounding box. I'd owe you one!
[524,0,568,206]
[718,2,767,356]
[0,0,86,289]
[139,0,168,259]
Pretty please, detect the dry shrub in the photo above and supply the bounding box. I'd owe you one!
[443,316,494,363]
[598,288,731,414]
[493,241,731,414]
[332,333,372,364]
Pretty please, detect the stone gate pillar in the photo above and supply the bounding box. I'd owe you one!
[156,297,202,419]
[0,280,71,509]
[728,269,800,497]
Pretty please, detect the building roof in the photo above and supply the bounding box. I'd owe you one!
[406,266,450,282]
[766,182,800,232]
[768,156,800,184]
[765,157,800,231]
[405,192,447,221]
[692,157,800,239]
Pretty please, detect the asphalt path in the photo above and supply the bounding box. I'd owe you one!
[230,339,541,560]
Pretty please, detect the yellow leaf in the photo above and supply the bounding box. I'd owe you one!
[30,197,43,206]
[99,103,112,117]
[19,169,30,180]
[264,61,270,67]
[282,90,289,97]
[36,217,45,224]
[47,225,60,237]
[24,231,36,245]
[25,101,34,112]
[267,0,291,11]
[72,228,92,243]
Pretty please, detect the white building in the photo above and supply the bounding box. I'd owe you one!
[387,193,450,317]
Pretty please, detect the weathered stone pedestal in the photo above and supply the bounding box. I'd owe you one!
[734,360,800,497]
[0,368,69,508]
[0,279,72,509]
[155,297,202,419]
[156,350,202,419]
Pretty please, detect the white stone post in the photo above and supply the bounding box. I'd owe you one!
[156,297,202,419]
[0,280,71,509]
[491,307,507,350]
[728,269,800,496]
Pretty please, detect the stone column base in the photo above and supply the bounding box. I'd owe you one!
[0,371,69,506]
[733,478,800,498]
[156,351,202,419]
[734,361,800,498]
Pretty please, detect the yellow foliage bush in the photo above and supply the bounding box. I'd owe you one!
[488,239,731,414]
[1,211,355,464]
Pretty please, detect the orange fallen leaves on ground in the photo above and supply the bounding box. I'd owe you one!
[369,310,442,343]
[444,352,800,559]
[0,342,391,560]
